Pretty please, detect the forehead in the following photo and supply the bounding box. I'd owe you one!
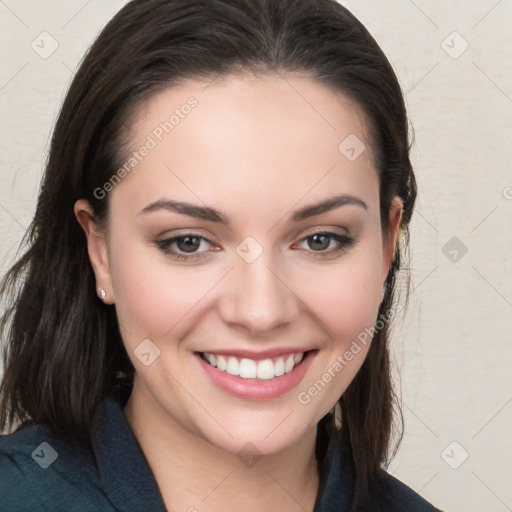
[110,73,379,220]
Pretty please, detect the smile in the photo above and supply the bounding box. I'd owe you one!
[200,352,305,380]
[196,349,317,400]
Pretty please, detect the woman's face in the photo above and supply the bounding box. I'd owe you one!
[78,73,401,455]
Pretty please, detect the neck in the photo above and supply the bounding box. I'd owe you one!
[124,379,321,512]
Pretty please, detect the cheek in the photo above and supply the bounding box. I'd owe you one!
[293,262,383,405]
[108,234,215,346]
[290,257,383,340]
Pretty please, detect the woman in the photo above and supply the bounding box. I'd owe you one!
[0,0,443,510]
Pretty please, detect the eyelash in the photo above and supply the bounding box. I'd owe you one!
[155,231,356,261]
[296,232,356,259]
[155,234,215,261]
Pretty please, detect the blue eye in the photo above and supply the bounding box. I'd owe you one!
[297,232,355,257]
[307,233,334,251]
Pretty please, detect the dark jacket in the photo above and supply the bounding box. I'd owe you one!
[0,386,443,511]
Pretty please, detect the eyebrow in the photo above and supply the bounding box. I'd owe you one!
[138,194,368,224]
[291,194,368,221]
[139,199,227,223]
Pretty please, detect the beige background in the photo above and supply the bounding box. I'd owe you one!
[1,1,511,511]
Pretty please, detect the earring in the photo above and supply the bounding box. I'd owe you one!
[98,288,106,302]
[330,401,342,431]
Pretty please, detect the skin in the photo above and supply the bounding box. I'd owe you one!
[75,73,402,512]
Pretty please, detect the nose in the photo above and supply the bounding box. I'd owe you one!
[218,253,300,335]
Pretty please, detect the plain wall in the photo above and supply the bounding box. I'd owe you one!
[1,1,511,511]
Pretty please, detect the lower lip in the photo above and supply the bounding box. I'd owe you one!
[196,351,316,400]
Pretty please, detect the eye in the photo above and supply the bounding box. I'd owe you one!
[295,231,355,258]
[174,235,203,253]
[155,234,217,261]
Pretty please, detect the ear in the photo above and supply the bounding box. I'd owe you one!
[381,196,403,283]
[74,199,115,304]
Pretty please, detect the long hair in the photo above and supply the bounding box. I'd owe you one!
[0,0,416,502]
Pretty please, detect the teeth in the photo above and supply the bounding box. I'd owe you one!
[239,358,257,378]
[217,355,227,371]
[201,351,306,380]
[226,356,239,376]
[284,354,295,373]
[256,359,275,380]
[274,357,285,377]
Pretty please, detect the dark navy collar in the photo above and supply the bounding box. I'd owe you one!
[312,421,354,511]
[91,385,351,512]
[90,385,167,511]
[89,386,440,512]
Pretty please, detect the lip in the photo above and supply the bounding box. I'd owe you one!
[198,347,313,361]
[195,349,317,400]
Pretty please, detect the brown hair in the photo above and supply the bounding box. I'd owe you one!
[0,0,415,502]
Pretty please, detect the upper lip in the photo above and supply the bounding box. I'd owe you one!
[196,348,315,361]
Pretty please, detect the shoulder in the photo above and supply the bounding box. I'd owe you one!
[364,469,444,512]
[0,389,166,512]
[0,424,103,512]
[316,424,445,512]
